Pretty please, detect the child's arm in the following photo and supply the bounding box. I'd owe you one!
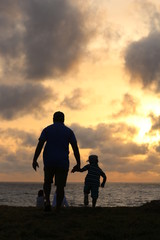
[71,165,88,173]
[100,171,107,188]
[79,166,88,172]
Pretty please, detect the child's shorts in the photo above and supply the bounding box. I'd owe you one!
[84,183,99,199]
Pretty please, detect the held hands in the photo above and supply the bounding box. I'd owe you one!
[32,161,39,171]
[71,164,80,173]
[101,182,105,188]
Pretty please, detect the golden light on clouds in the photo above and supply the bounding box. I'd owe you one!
[0,0,160,182]
[134,117,152,143]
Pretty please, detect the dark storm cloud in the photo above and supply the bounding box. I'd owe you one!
[99,143,151,174]
[125,32,160,91]
[0,0,93,82]
[112,93,138,118]
[70,122,156,174]
[0,83,54,120]
[22,0,91,80]
[135,0,160,33]
[71,123,113,149]
[0,122,149,175]
[100,141,148,158]
[0,128,37,147]
[0,121,158,175]
[0,0,22,57]
[0,145,34,173]
[0,128,39,173]
[61,88,86,110]
[155,145,160,153]
[102,153,160,173]
[0,1,24,82]
[71,122,141,153]
[125,1,160,91]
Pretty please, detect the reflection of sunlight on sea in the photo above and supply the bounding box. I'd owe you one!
[0,182,160,207]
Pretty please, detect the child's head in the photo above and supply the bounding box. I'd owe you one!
[38,189,44,197]
[87,155,98,164]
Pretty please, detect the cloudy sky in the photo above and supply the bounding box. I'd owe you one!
[1,0,160,182]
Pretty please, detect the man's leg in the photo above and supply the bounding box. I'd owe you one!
[43,182,51,205]
[43,167,54,211]
[92,198,97,207]
[55,168,68,211]
[56,185,64,210]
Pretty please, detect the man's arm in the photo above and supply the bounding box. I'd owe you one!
[32,139,45,171]
[70,141,81,170]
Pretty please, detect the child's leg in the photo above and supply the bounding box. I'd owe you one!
[83,184,90,206]
[91,185,99,207]
[84,193,89,206]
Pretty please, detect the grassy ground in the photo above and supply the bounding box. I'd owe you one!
[0,204,160,240]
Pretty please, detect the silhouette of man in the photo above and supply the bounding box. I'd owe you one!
[32,111,81,211]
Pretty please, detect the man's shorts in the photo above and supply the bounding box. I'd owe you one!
[44,167,68,187]
[84,183,99,199]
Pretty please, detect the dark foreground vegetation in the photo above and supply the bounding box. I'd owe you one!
[0,201,160,240]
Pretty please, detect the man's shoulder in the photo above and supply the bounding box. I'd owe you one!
[63,124,72,130]
[47,124,54,128]
[63,124,75,135]
[43,123,75,137]
[43,124,54,131]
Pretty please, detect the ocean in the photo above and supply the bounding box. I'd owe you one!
[0,182,159,207]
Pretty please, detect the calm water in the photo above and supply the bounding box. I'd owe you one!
[0,182,160,207]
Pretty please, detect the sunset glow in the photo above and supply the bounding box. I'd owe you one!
[1,0,160,183]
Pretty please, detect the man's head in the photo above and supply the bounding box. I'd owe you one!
[53,111,65,123]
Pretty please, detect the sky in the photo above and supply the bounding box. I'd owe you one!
[1,0,160,183]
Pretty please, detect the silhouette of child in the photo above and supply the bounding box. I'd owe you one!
[36,189,44,208]
[72,155,107,207]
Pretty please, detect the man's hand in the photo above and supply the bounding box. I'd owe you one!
[71,164,80,173]
[101,182,105,188]
[32,161,39,171]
